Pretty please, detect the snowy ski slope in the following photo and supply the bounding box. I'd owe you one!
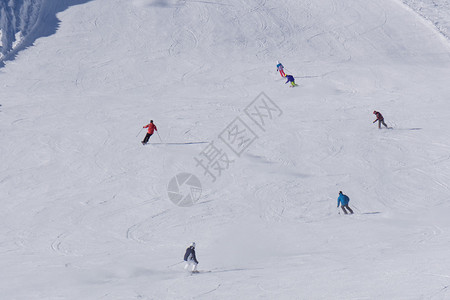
[1,0,450,299]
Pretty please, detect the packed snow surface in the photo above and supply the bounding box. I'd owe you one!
[1,0,450,299]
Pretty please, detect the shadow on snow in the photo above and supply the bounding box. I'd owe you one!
[147,142,208,145]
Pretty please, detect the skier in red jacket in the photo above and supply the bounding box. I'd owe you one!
[141,120,157,145]
[373,111,388,129]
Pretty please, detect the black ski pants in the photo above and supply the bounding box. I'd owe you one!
[341,204,354,214]
[377,119,388,129]
[142,133,153,143]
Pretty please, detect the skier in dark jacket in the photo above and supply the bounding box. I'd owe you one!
[373,111,388,129]
[337,191,354,214]
[285,74,296,87]
[184,242,199,272]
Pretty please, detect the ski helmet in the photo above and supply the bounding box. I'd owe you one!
[277,60,280,64]
[373,111,377,114]
[190,242,196,248]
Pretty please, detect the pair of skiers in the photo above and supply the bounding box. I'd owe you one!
[141,120,157,145]
[276,61,296,87]
[184,242,199,273]
[334,112,389,215]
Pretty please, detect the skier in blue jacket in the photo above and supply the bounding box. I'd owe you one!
[285,74,296,87]
[184,242,199,272]
[337,191,354,214]
[276,61,286,77]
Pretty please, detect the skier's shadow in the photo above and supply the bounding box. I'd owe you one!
[152,142,208,145]
[0,0,93,67]
[361,212,381,215]
[397,128,422,131]
[211,267,264,273]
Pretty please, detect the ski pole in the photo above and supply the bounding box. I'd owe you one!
[167,261,184,268]
[157,131,163,142]
[284,68,294,75]
[136,127,143,137]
